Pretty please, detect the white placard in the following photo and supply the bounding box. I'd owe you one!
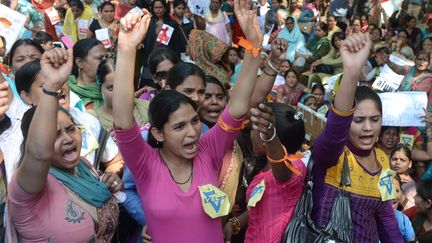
[77,19,89,36]
[389,53,415,67]
[45,7,60,25]
[326,73,342,90]
[95,28,111,48]
[372,64,405,92]
[187,0,210,16]
[156,24,174,45]
[379,91,427,127]
[381,0,404,18]
[128,7,144,16]
[0,4,26,52]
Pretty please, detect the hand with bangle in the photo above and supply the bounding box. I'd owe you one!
[250,103,276,142]
[263,38,288,76]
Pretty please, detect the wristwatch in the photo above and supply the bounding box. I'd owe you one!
[42,87,63,98]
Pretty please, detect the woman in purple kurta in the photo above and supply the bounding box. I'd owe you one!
[311,32,404,242]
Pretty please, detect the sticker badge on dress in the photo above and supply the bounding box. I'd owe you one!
[377,168,396,201]
[399,134,414,149]
[247,179,265,208]
[198,184,230,218]
[45,7,60,25]
[156,24,174,46]
[79,126,99,157]
[95,28,112,48]
[77,19,89,37]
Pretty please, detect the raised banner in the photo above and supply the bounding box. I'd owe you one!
[187,0,210,16]
[298,103,327,141]
[378,92,427,127]
[0,4,26,52]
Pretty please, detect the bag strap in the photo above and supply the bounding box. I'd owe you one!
[340,148,352,187]
[94,127,109,172]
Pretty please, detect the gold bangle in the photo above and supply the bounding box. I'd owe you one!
[229,217,241,235]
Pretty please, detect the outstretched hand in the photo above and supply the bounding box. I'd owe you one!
[118,9,151,50]
[340,32,372,74]
[39,48,73,89]
[234,0,263,47]
[269,38,288,64]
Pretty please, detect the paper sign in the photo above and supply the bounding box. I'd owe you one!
[45,7,60,25]
[95,28,112,48]
[378,91,427,127]
[128,7,144,16]
[198,184,230,218]
[326,73,342,91]
[187,0,210,16]
[77,19,89,37]
[380,0,404,18]
[156,24,174,46]
[372,64,405,92]
[0,4,26,52]
[389,53,415,67]
[298,103,327,141]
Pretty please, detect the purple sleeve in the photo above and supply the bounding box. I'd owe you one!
[199,107,245,171]
[312,107,353,176]
[375,201,404,243]
[114,122,157,184]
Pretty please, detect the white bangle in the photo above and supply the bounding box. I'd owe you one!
[260,127,276,142]
[267,60,280,74]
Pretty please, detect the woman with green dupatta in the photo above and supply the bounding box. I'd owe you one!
[68,38,107,111]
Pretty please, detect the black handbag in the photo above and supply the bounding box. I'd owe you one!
[281,149,353,243]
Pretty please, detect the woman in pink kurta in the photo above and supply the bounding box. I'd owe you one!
[241,103,307,243]
[112,5,263,242]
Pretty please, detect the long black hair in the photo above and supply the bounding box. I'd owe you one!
[147,90,198,148]
[166,63,206,90]
[72,38,103,76]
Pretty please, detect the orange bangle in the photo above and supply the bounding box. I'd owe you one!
[218,118,249,133]
[267,146,303,176]
[237,37,261,58]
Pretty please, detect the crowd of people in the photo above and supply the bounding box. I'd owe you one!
[1,0,432,242]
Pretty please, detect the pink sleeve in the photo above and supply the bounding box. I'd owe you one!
[199,107,245,171]
[114,122,158,184]
[8,174,44,222]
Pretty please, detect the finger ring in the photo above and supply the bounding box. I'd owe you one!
[267,122,273,130]
[112,181,119,187]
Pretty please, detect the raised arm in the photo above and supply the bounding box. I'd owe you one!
[413,109,432,161]
[17,48,73,194]
[313,33,372,167]
[250,38,288,108]
[250,103,293,181]
[113,10,151,130]
[227,0,263,119]
[334,33,371,112]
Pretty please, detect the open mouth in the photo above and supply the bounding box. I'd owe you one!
[359,135,374,144]
[58,94,67,105]
[207,108,221,118]
[63,147,78,161]
[183,142,197,154]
